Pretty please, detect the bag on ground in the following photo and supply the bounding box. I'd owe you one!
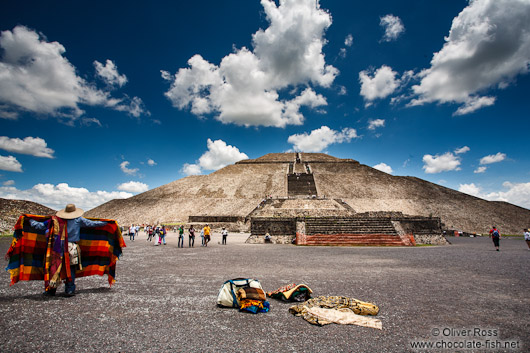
[217,278,263,308]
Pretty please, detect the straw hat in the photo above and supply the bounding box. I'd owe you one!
[56,203,84,219]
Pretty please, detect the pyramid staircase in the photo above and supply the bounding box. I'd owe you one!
[298,217,413,246]
[288,153,318,197]
[288,173,318,196]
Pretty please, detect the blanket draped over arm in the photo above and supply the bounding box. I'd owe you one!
[5,214,126,289]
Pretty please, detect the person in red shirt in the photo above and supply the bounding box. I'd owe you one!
[489,226,501,251]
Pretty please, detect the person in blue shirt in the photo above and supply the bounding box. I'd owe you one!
[30,204,106,297]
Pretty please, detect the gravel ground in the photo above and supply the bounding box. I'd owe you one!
[1,232,529,352]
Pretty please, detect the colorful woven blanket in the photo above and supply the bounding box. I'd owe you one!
[267,283,312,302]
[5,214,125,290]
[239,299,270,314]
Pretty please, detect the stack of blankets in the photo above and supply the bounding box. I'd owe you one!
[235,287,270,314]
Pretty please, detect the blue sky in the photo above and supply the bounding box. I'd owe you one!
[1,0,529,211]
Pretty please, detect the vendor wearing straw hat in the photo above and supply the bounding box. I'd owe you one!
[30,204,107,297]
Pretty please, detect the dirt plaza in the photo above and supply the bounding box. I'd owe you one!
[1,232,529,352]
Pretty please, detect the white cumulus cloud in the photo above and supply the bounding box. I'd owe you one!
[0,26,148,122]
[344,34,353,47]
[410,0,530,115]
[117,181,148,193]
[0,155,22,172]
[359,65,401,106]
[181,163,202,176]
[458,183,482,197]
[474,166,487,173]
[0,136,54,158]
[288,126,358,152]
[120,161,139,175]
[380,14,405,42]
[339,34,354,58]
[373,162,393,174]
[485,181,530,209]
[367,119,385,130]
[480,152,506,165]
[198,139,249,171]
[94,59,128,87]
[454,146,470,154]
[458,181,530,209]
[422,152,462,174]
[182,139,249,176]
[147,159,157,166]
[81,117,102,127]
[454,96,496,116]
[0,182,132,210]
[163,0,337,127]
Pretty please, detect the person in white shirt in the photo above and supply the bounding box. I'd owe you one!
[221,227,228,245]
[129,225,136,241]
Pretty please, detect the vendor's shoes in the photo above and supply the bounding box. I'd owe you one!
[42,290,56,297]
[65,291,76,297]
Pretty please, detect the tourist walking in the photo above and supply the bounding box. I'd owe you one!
[489,226,501,251]
[200,228,205,246]
[221,227,228,245]
[524,228,530,250]
[29,204,107,296]
[147,225,153,241]
[203,224,211,247]
[189,225,195,247]
[129,224,135,241]
[161,226,167,245]
[178,225,184,247]
[154,226,160,245]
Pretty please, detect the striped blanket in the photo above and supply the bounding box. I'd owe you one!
[5,214,125,289]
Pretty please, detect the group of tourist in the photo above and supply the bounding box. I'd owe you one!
[130,223,228,247]
[144,225,168,245]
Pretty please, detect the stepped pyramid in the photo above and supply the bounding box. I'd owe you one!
[86,152,529,235]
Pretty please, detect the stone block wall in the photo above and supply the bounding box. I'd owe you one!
[397,217,442,235]
[393,216,448,245]
[249,215,448,245]
[250,217,296,236]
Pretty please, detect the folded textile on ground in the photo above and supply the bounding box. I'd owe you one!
[235,286,269,314]
[305,306,382,330]
[239,299,270,314]
[289,296,382,329]
[236,287,266,302]
[5,214,125,289]
[267,283,312,302]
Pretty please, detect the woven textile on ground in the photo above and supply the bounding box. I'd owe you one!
[289,295,382,329]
